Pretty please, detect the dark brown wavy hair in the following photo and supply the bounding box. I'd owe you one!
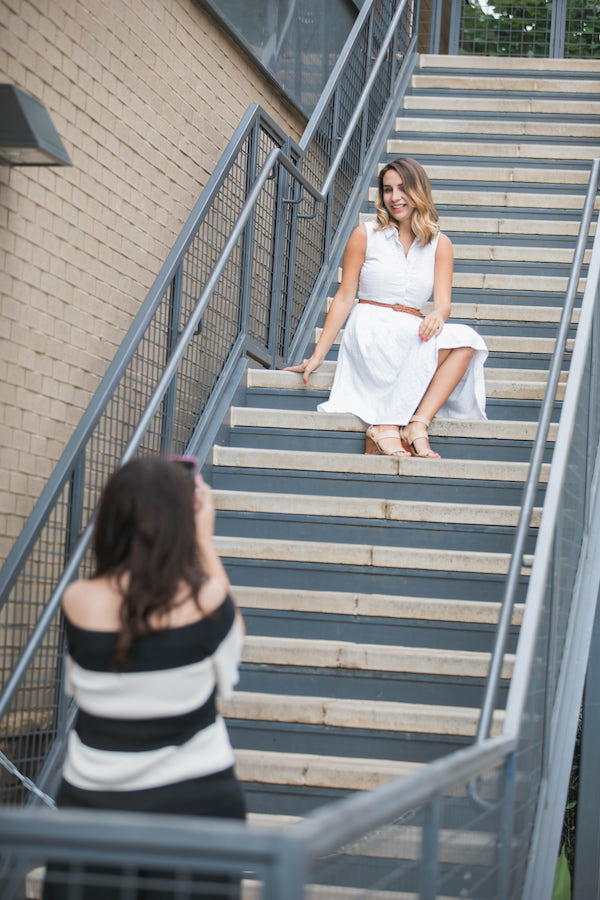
[93,457,204,668]
[375,157,439,245]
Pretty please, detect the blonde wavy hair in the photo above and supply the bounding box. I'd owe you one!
[375,157,439,245]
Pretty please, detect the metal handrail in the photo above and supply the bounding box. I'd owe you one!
[320,1,412,199]
[476,157,600,744]
[293,734,514,859]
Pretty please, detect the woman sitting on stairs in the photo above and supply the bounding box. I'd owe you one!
[285,156,488,458]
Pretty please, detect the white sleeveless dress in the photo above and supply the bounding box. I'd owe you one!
[318,220,488,425]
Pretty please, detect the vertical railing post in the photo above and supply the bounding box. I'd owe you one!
[263,835,306,900]
[280,163,301,361]
[240,118,260,347]
[420,794,441,900]
[550,0,568,57]
[159,265,183,455]
[268,140,291,368]
[497,752,517,900]
[323,88,341,265]
[542,525,561,781]
[429,0,444,53]
[64,453,86,568]
[359,6,376,170]
[585,282,600,530]
[447,0,462,53]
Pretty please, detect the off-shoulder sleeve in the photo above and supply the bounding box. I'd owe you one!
[212,618,244,699]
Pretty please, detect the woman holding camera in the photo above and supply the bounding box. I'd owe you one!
[43,456,245,898]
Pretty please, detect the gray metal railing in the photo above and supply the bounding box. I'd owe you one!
[0,0,417,809]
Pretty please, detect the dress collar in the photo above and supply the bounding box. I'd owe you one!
[382,225,420,248]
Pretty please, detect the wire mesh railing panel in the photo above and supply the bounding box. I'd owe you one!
[0,623,65,807]
[432,767,507,900]
[34,865,252,899]
[506,591,550,896]
[0,484,72,806]
[456,0,600,58]
[458,0,553,56]
[247,180,278,348]
[306,806,429,896]
[0,807,303,900]
[564,0,600,57]
[418,0,436,52]
[303,760,508,899]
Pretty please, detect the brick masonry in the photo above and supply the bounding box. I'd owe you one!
[0,0,306,567]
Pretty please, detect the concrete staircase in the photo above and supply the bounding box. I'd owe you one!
[206,55,599,892]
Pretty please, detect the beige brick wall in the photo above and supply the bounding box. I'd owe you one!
[0,0,306,567]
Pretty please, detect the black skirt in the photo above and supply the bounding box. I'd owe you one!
[42,767,246,900]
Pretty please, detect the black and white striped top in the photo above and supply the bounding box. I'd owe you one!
[61,594,243,795]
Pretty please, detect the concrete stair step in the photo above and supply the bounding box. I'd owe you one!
[250,363,566,381]
[225,692,504,739]
[247,366,564,401]
[214,535,531,577]
[351,231,590,264]
[414,164,595,186]
[247,887,464,900]
[394,119,600,140]
[404,93,600,116]
[235,748,421,791]
[324,295,579,324]
[438,216,596,236]
[447,245,588,264]
[333,263,584,295]
[319,326,573,353]
[211,444,549,484]
[214,488,541,528]
[240,635,513,680]
[234,585,524,627]
[438,301,577,320]
[418,54,600,74]
[248,811,497,867]
[371,182,597,210]
[410,73,600,95]
[386,137,600,163]
[227,407,556,443]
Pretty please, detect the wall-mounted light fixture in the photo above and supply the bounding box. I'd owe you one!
[0,84,72,166]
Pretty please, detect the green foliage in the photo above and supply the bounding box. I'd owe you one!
[552,845,572,900]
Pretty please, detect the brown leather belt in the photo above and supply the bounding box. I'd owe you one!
[358,299,423,318]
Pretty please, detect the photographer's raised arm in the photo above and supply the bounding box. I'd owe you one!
[284,225,367,384]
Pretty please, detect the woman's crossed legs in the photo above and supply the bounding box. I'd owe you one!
[367,346,476,458]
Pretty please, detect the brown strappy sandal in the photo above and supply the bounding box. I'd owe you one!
[365,426,411,457]
[400,415,441,459]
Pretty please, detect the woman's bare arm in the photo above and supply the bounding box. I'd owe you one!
[193,476,245,633]
[284,225,366,383]
[419,232,453,342]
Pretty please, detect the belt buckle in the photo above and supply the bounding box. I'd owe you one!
[392,304,402,312]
